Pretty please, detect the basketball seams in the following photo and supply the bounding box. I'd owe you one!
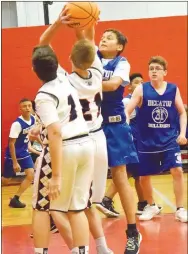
[69,2,98,20]
[69,2,91,19]
[67,2,99,29]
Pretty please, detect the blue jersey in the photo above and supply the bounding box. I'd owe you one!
[137,82,179,152]
[5,116,35,159]
[125,94,139,140]
[98,52,127,124]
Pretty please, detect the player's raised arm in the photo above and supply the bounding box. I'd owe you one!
[102,59,130,92]
[39,8,73,45]
[74,24,95,43]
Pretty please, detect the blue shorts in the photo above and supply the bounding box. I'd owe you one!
[136,147,182,176]
[103,123,139,167]
[3,156,34,178]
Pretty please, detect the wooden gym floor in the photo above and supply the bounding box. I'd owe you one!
[2,173,188,254]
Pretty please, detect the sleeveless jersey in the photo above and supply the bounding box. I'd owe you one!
[98,52,127,124]
[137,82,179,152]
[5,115,35,159]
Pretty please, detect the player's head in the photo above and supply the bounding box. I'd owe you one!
[19,98,32,117]
[32,45,58,82]
[148,56,167,82]
[70,39,95,70]
[128,73,143,93]
[99,29,128,58]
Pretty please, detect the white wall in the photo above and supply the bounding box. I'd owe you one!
[1,1,187,28]
[49,2,187,23]
[16,2,44,27]
[2,1,18,28]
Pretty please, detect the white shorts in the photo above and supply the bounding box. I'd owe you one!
[89,129,108,204]
[32,136,94,212]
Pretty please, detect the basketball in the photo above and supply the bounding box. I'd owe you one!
[65,2,100,29]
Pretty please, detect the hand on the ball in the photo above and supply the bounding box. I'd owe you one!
[58,8,74,26]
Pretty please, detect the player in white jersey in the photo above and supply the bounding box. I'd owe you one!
[38,9,112,254]
[32,45,94,254]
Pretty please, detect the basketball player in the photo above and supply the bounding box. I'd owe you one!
[126,56,187,223]
[38,9,112,254]
[2,98,35,208]
[97,73,162,217]
[97,73,145,216]
[98,30,142,253]
[32,45,94,254]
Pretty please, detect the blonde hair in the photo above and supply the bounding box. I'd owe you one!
[70,39,95,70]
[148,56,168,70]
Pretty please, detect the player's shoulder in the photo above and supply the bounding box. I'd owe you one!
[10,120,21,131]
[115,56,130,68]
[167,82,178,89]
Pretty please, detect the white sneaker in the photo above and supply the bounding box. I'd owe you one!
[139,205,160,221]
[97,246,114,254]
[175,208,188,223]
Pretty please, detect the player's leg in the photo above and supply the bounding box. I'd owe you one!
[138,153,162,221]
[4,156,34,208]
[2,158,15,186]
[50,212,72,249]
[67,138,95,253]
[15,166,34,197]
[84,131,113,254]
[169,148,187,222]
[10,156,34,208]
[126,162,148,215]
[134,177,148,214]
[32,210,51,251]
[32,147,52,254]
[104,123,141,254]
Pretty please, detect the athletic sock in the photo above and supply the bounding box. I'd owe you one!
[34,248,48,254]
[71,246,89,254]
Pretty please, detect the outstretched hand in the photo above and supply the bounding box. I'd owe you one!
[57,7,74,26]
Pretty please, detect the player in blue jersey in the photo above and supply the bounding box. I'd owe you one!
[126,56,187,223]
[97,29,142,254]
[2,98,35,208]
[97,73,163,216]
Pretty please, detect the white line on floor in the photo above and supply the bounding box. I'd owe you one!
[153,187,176,212]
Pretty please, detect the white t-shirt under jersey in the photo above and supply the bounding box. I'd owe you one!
[9,116,32,138]
[101,58,130,86]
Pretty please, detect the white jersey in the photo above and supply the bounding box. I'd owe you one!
[66,54,103,132]
[35,74,88,140]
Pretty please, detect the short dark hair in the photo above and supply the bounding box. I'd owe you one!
[104,28,128,55]
[130,73,143,83]
[19,98,31,104]
[32,45,58,82]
